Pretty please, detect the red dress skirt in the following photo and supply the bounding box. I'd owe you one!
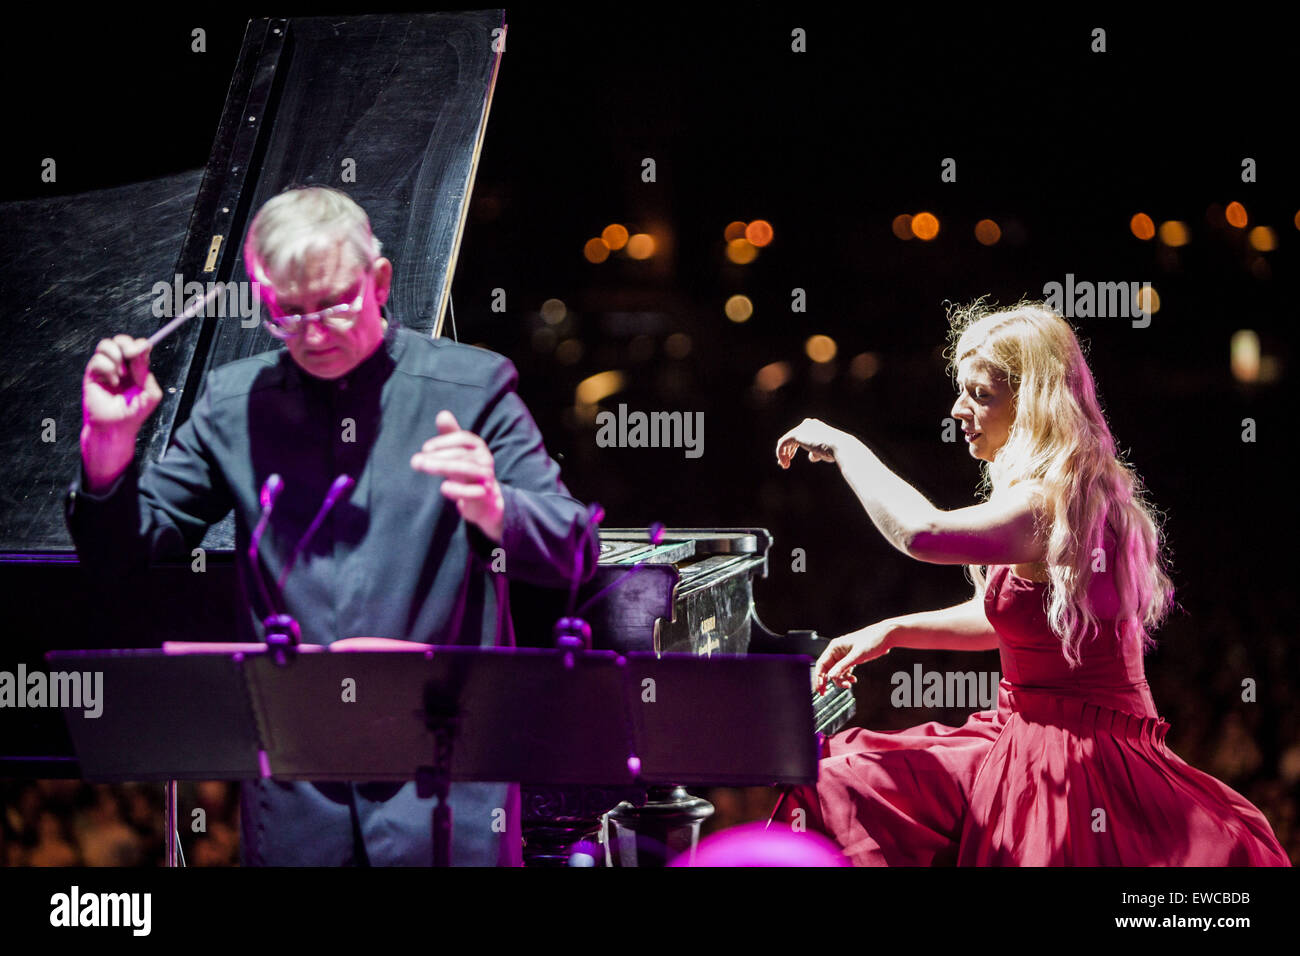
[776,564,1290,866]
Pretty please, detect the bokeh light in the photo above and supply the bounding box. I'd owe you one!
[1230,330,1260,383]
[974,219,1001,245]
[745,219,774,247]
[1130,213,1156,240]
[1135,285,1161,315]
[805,334,837,363]
[601,224,629,250]
[911,212,939,240]
[726,238,758,264]
[754,361,791,392]
[664,332,692,358]
[625,233,656,259]
[576,370,625,406]
[1248,226,1276,251]
[725,294,754,322]
[555,339,584,364]
[1158,221,1189,247]
[849,352,881,380]
[540,298,567,324]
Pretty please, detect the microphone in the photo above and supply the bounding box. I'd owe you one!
[276,474,355,594]
[554,501,608,666]
[248,473,353,664]
[565,501,606,619]
[574,521,664,620]
[249,474,284,618]
[554,517,666,669]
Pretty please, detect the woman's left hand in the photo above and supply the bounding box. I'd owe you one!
[776,418,851,468]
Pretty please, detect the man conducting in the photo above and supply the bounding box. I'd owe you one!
[66,185,598,865]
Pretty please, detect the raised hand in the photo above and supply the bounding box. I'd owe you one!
[80,335,164,492]
[776,417,849,469]
[410,410,506,542]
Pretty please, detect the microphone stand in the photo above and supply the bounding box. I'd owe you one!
[248,473,354,667]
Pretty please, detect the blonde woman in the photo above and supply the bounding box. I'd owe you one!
[771,299,1289,865]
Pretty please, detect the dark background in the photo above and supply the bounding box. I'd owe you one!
[1,5,1294,863]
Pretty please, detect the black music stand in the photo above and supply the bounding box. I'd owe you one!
[625,652,818,785]
[242,645,638,866]
[604,652,819,865]
[46,647,265,866]
[49,644,822,866]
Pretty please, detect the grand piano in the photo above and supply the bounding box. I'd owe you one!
[0,11,853,863]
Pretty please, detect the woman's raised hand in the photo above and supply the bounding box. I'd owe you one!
[776,417,849,468]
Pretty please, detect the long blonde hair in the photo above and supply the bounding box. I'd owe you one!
[945,297,1175,667]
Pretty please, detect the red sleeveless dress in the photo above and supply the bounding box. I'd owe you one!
[777,564,1290,865]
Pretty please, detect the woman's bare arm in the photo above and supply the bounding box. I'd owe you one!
[882,593,999,652]
[816,592,998,693]
[835,441,1045,566]
[775,419,1048,567]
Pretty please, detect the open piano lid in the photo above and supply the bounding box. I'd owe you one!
[0,10,505,557]
[0,11,505,772]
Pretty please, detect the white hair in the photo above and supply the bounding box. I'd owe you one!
[243,186,382,285]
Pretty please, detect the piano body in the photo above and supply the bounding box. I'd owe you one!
[575,529,854,734]
[512,529,856,864]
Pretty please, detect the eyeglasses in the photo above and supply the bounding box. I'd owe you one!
[262,274,370,340]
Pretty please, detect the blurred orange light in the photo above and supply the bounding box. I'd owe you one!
[1230,330,1260,383]
[849,352,880,380]
[754,361,791,392]
[1130,213,1156,240]
[745,220,774,247]
[725,295,754,322]
[1135,285,1160,315]
[540,298,567,324]
[602,224,629,250]
[726,238,758,264]
[555,339,584,364]
[574,370,625,425]
[1248,226,1277,251]
[583,238,610,263]
[1225,202,1248,228]
[891,214,914,240]
[665,332,692,359]
[911,212,939,240]
[724,221,748,241]
[805,334,837,363]
[576,370,625,406]
[1158,221,1189,247]
[625,233,655,259]
[974,219,1001,245]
